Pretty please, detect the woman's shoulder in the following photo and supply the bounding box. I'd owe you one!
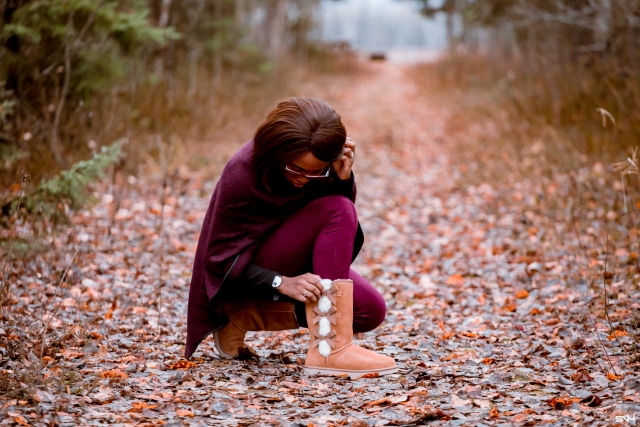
[221,140,254,182]
[211,141,261,208]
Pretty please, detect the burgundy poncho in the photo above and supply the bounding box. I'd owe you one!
[185,140,357,359]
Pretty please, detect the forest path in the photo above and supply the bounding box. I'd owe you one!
[2,58,636,427]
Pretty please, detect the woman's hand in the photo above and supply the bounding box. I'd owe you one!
[278,273,325,303]
[332,137,356,180]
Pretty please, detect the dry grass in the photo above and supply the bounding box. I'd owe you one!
[0,49,367,196]
[408,53,639,187]
[120,52,368,182]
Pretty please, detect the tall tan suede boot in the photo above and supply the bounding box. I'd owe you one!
[213,300,298,359]
[304,279,397,378]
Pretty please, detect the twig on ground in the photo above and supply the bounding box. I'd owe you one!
[35,247,79,383]
[603,227,633,363]
[612,146,638,214]
[567,182,622,376]
[154,134,171,336]
[0,170,30,310]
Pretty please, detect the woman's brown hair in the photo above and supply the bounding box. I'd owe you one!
[252,97,346,190]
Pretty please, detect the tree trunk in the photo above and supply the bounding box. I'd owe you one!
[212,0,222,86]
[267,0,289,59]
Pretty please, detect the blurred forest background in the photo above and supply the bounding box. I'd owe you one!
[0,0,639,229]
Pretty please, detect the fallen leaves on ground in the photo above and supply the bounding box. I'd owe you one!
[1,60,639,426]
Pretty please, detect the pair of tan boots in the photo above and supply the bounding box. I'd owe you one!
[213,279,397,378]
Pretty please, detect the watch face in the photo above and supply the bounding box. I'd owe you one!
[272,275,282,288]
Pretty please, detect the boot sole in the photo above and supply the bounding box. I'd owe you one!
[303,366,398,379]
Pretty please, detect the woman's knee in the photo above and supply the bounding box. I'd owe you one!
[353,286,387,333]
[307,195,358,228]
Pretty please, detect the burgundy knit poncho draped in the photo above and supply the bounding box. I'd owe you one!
[185,140,358,359]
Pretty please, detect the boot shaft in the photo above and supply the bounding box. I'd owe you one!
[306,279,353,356]
[304,278,397,377]
[214,299,298,358]
[225,300,298,332]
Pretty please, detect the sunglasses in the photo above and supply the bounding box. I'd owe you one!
[284,164,331,179]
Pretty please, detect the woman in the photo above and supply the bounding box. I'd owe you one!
[185,97,396,377]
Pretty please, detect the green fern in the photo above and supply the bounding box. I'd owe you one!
[19,140,123,226]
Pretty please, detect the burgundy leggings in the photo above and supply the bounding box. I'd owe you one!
[253,195,387,333]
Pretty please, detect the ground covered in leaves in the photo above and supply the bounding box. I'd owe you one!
[1,59,639,426]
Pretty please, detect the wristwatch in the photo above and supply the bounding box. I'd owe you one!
[271,275,282,290]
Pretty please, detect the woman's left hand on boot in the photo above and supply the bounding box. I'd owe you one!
[278,273,325,302]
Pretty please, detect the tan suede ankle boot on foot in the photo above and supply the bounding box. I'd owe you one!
[213,300,298,359]
[304,279,397,378]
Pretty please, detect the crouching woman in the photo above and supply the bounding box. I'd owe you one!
[184,97,396,377]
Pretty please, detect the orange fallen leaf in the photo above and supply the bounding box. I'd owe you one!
[360,372,380,378]
[437,321,455,340]
[512,413,529,422]
[445,274,464,286]
[99,369,128,379]
[514,255,538,264]
[548,396,580,410]
[571,372,592,383]
[503,303,517,313]
[361,394,408,407]
[167,360,198,370]
[443,353,463,361]
[607,372,623,381]
[608,330,628,340]
[128,402,158,413]
[460,331,479,338]
[515,289,529,299]
[104,299,117,320]
[176,408,194,417]
[441,331,455,340]
[12,415,29,426]
[489,406,499,419]
[61,348,84,359]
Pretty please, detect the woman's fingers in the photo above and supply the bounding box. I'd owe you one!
[295,274,324,302]
[345,137,356,159]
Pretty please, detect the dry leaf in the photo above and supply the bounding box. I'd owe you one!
[489,406,500,419]
[175,408,195,417]
[548,396,579,410]
[128,402,158,413]
[167,360,198,370]
[99,369,128,379]
[607,372,623,381]
[608,330,627,340]
[446,274,464,286]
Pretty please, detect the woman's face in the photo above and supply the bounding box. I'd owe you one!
[283,151,331,188]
